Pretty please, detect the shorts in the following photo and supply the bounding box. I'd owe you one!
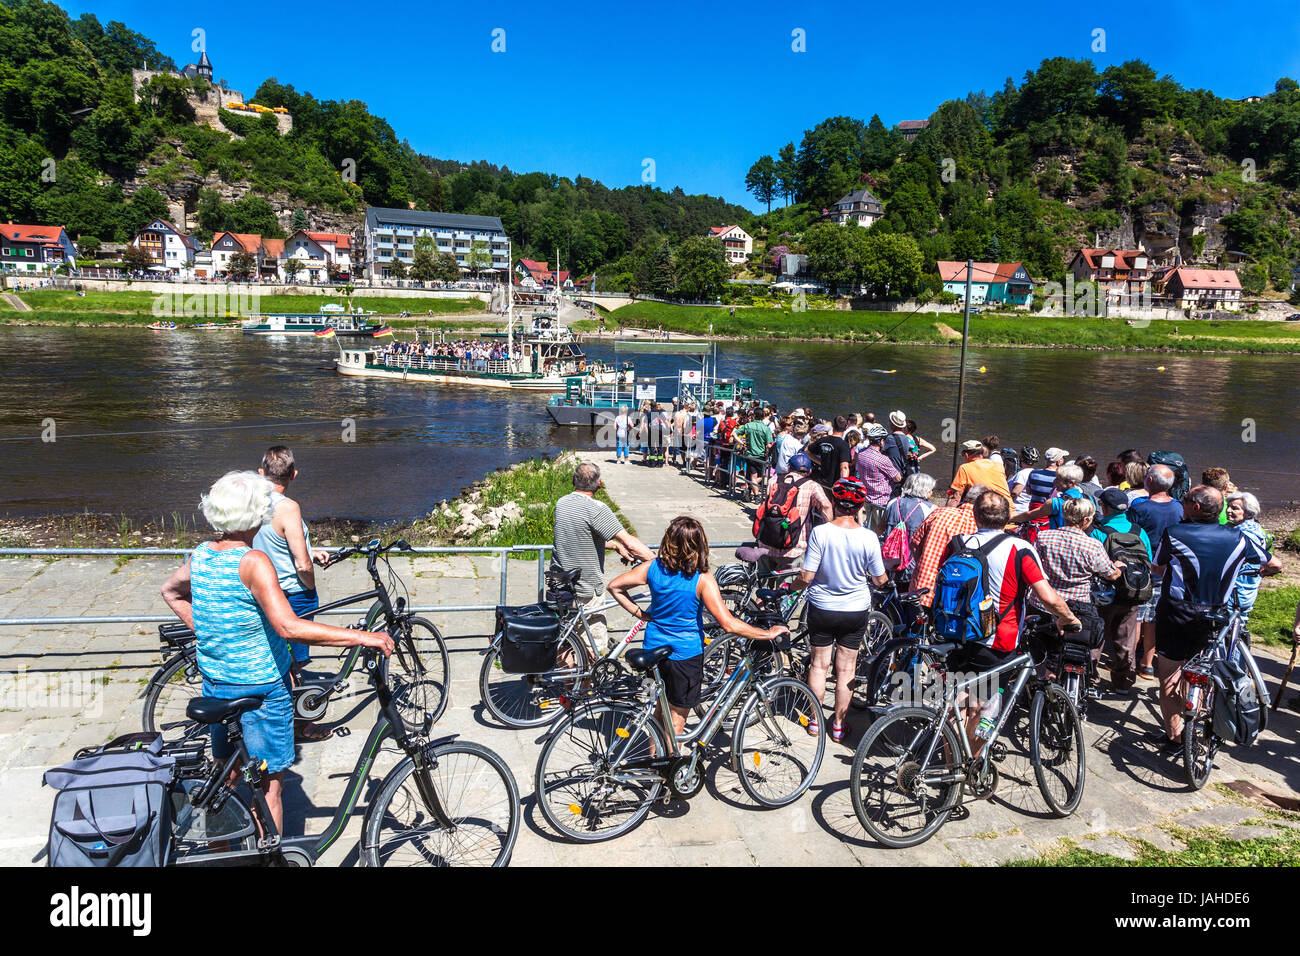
[1135,582,1162,623]
[284,588,319,664]
[202,670,295,773]
[806,604,869,649]
[659,653,704,709]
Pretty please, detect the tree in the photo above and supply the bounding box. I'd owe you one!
[121,244,153,272]
[409,234,438,280]
[282,257,303,282]
[227,251,257,280]
[291,207,309,231]
[856,231,925,299]
[804,222,855,294]
[387,258,407,279]
[434,252,461,282]
[673,236,729,298]
[466,239,493,277]
[77,236,102,258]
[745,155,778,212]
[632,240,674,297]
[776,142,798,206]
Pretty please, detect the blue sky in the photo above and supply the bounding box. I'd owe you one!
[64,0,1300,211]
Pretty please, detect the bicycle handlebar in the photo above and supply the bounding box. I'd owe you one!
[322,538,414,567]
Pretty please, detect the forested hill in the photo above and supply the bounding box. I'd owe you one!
[744,58,1300,291]
[0,0,750,274]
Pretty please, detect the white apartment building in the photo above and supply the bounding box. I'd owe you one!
[363,207,510,279]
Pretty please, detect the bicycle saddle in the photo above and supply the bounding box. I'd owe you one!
[547,567,582,586]
[186,696,263,725]
[734,545,764,564]
[755,588,786,603]
[625,645,673,672]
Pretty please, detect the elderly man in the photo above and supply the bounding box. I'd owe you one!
[1010,464,1087,531]
[1129,464,1184,680]
[910,484,984,606]
[947,440,1011,507]
[551,462,654,651]
[1150,486,1281,751]
[1023,446,1068,508]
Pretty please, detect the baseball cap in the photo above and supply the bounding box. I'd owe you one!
[1099,487,1130,512]
[961,439,984,454]
[1045,446,1069,462]
[888,410,907,429]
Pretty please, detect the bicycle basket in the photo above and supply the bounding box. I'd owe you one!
[495,604,563,673]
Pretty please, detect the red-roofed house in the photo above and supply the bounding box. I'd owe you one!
[1163,267,1242,309]
[515,258,571,288]
[937,261,1034,305]
[1068,248,1153,301]
[0,223,77,273]
[307,232,352,274]
[210,232,266,276]
[259,238,284,278]
[708,225,753,264]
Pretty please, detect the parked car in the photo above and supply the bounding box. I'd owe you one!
[1285,313,1300,322]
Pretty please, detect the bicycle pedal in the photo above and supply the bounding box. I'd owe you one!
[333,726,351,738]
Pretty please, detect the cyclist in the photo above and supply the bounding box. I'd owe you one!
[789,478,889,743]
[606,516,789,754]
[942,491,1080,750]
[1149,485,1280,752]
[160,471,393,836]
[754,452,832,569]
[1008,445,1040,515]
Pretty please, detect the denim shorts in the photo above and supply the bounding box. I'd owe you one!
[284,589,319,664]
[1135,582,1162,623]
[202,671,295,773]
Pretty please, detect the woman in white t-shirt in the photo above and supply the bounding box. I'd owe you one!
[792,477,888,743]
[614,405,630,463]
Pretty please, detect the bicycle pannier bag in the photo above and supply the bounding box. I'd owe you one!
[932,534,1011,646]
[495,603,563,673]
[42,732,176,867]
[1211,655,1261,747]
[752,474,811,551]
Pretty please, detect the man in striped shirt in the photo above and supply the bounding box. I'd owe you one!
[909,484,984,606]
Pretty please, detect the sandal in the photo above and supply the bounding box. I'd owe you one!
[295,721,333,743]
[831,721,849,743]
[1137,665,1157,681]
[806,716,820,737]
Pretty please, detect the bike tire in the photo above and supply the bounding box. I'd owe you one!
[1029,684,1086,816]
[731,677,826,807]
[848,612,898,710]
[361,740,520,867]
[1182,691,1219,791]
[390,616,451,733]
[863,637,943,712]
[141,651,203,742]
[850,705,964,848]
[479,630,587,729]
[535,702,666,843]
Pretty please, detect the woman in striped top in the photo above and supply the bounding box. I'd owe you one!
[161,471,393,835]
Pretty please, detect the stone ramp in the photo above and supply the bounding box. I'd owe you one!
[2,293,31,312]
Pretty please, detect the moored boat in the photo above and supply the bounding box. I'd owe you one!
[242,302,383,336]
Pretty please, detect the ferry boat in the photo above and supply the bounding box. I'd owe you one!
[241,303,382,336]
[334,312,618,391]
[545,340,760,426]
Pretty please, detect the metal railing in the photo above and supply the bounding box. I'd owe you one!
[0,542,748,627]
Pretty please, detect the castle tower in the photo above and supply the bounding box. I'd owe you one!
[197,51,212,81]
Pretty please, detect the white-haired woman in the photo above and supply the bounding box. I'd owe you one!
[1227,491,1268,628]
[161,471,392,835]
[883,472,936,575]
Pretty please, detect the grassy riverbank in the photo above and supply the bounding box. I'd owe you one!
[607,302,1300,354]
[0,288,487,326]
[1013,822,1300,866]
[0,453,632,556]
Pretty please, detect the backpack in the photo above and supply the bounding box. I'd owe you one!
[932,533,1013,646]
[1211,653,1262,746]
[880,499,925,572]
[42,732,176,867]
[1000,448,1019,481]
[1148,450,1190,501]
[1100,527,1154,605]
[753,474,812,550]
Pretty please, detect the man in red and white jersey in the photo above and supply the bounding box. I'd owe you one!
[940,491,1080,743]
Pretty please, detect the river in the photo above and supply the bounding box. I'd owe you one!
[1,327,1297,522]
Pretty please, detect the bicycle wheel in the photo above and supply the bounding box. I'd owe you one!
[849,612,898,710]
[535,702,666,842]
[863,638,943,713]
[732,677,826,807]
[1182,694,1219,791]
[1029,684,1086,816]
[389,616,451,733]
[479,630,587,729]
[362,741,520,867]
[141,652,203,743]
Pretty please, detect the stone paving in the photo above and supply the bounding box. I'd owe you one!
[2,460,1299,866]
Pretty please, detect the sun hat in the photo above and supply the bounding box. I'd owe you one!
[888,410,907,429]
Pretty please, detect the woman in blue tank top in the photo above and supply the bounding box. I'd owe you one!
[161,470,394,835]
[607,516,789,751]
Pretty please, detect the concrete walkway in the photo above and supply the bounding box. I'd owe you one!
[3,467,1300,865]
[2,293,31,312]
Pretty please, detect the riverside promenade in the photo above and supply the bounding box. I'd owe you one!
[2,456,1299,866]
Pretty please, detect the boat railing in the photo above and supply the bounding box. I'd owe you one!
[374,352,520,375]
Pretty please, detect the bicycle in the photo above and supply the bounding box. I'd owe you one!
[535,632,826,842]
[478,567,647,729]
[167,645,519,867]
[1023,612,1098,724]
[850,637,1085,848]
[1181,606,1270,790]
[143,539,450,743]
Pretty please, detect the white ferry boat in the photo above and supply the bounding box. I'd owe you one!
[242,303,382,336]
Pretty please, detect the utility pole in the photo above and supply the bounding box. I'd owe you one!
[951,259,974,477]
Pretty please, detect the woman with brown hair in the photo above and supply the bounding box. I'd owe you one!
[607,516,788,751]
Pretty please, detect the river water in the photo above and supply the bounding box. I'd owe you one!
[1,327,1297,522]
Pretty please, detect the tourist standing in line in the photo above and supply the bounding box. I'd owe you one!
[613,405,630,463]
[253,445,333,743]
[947,440,1011,507]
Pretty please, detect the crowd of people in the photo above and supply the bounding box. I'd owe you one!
[375,337,525,371]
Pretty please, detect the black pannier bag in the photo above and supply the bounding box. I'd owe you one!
[1211,655,1262,747]
[495,603,563,673]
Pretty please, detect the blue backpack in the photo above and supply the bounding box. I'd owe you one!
[932,533,1011,645]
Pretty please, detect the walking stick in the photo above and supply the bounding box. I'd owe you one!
[1271,642,1298,712]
